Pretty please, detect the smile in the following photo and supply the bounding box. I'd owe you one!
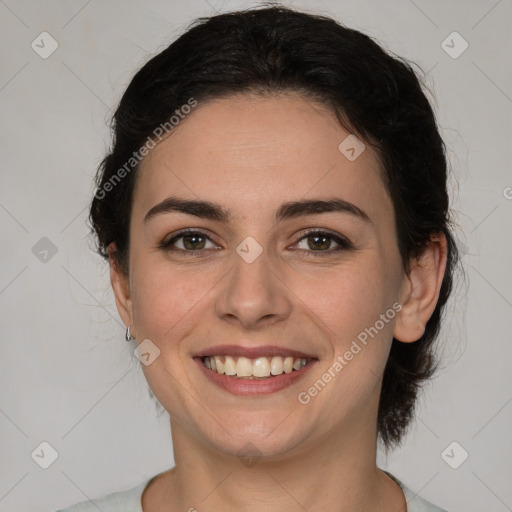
[194,346,318,396]
[202,355,312,379]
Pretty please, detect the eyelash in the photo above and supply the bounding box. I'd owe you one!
[292,229,353,257]
[159,228,353,257]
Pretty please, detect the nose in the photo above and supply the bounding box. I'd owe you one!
[215,249,293,330]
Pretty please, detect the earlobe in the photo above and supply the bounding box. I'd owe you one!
[108,242,134,330]
[393,233,448,343]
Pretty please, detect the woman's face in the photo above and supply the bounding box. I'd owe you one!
[114,92,411,458]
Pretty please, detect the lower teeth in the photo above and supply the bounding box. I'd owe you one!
[210,368,305,378]
[231,375,276,380]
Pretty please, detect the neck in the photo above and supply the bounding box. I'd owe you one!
[155,411,405,511]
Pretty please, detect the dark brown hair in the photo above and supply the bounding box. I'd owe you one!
[89,4,459,449]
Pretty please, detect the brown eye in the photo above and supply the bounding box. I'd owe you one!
[160,230,218,253]
[294,230,352,255]
[304,234,332,251]
[181,233,207,250]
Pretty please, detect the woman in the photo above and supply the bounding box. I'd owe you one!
[58,4,458,511]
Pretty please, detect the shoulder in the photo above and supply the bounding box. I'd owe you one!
[55,477,154,512]
[386,472,449,512]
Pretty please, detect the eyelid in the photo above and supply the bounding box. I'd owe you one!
[294,227,351,242]
[160,228,221,251]
[291,228,353,253]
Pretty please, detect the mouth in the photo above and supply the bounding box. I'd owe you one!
[193,345,318,396]
[200,355,314,379]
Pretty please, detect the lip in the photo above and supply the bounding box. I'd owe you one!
[194,354,318,397]
[193,344,316,359]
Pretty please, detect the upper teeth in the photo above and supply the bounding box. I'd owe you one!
[203,356,309,377]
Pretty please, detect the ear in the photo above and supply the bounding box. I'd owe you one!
[108,242,134,332]
[394,233,448,343]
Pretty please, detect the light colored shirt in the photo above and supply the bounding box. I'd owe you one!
[56,471,448,511]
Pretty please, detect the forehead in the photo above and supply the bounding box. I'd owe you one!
[132,92,390,224]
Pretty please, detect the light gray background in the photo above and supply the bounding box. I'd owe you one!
[1,0,511,511]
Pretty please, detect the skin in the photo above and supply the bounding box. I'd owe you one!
[109,92,447,511]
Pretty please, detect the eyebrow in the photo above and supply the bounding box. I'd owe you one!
[143,196,372,225]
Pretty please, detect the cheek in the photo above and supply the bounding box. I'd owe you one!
[129,260,219,343]
[301,260,397,387]
[298,259,389,335]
